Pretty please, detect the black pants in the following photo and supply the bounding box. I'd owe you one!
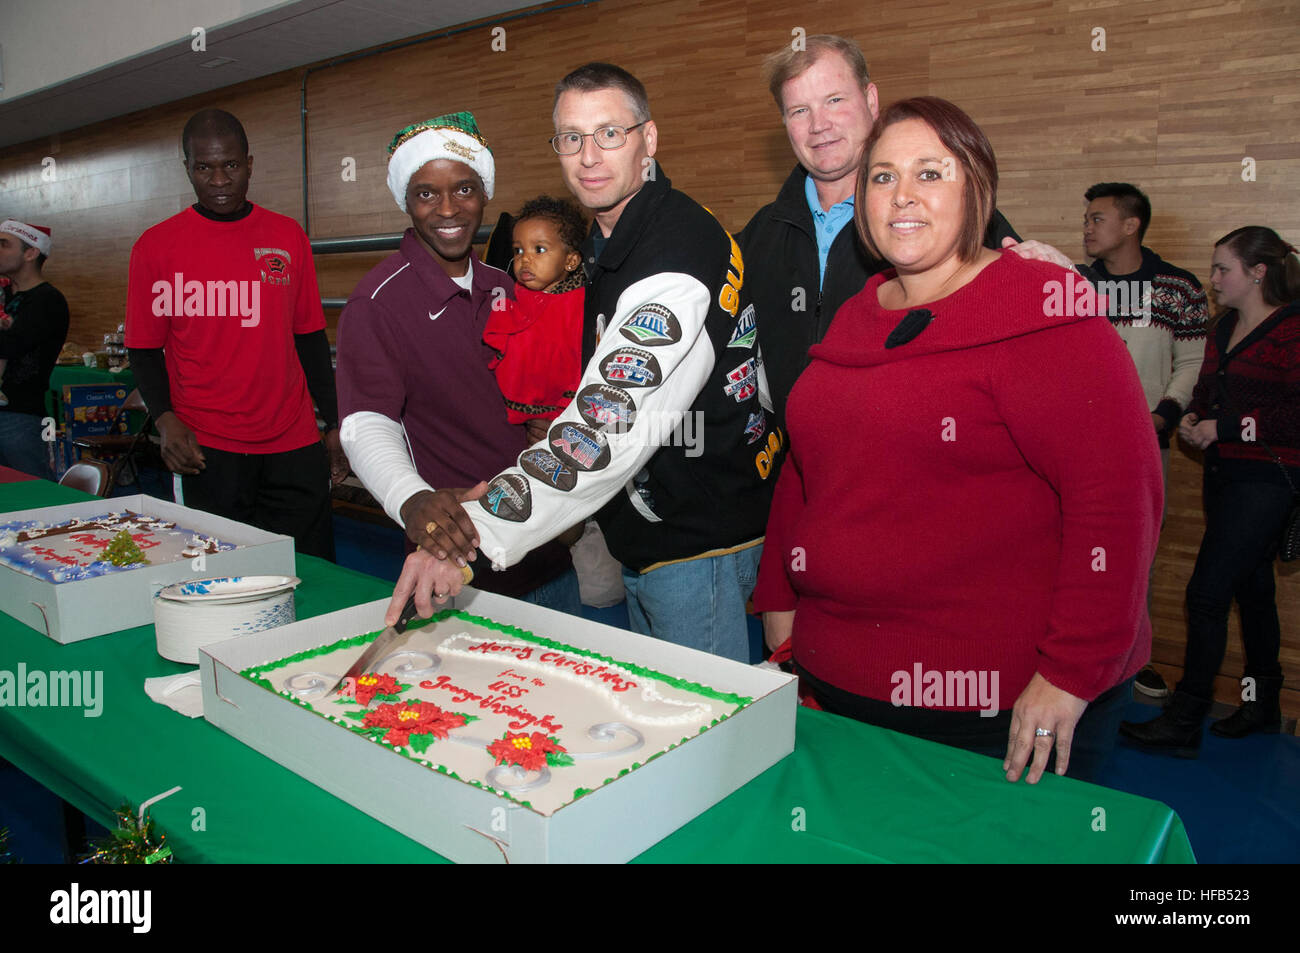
[799,665,1133,785]
[1178,471,1290,698]
[177,441,334,561]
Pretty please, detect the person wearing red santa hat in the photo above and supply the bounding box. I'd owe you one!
[0,220,68,478]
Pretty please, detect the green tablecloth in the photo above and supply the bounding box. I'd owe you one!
[0,480,1195,863]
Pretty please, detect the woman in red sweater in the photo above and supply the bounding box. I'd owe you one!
[1121,227,1300,755]
[752,97,1163,784]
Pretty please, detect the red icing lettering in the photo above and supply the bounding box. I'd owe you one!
[535,650,637,692]
[534,713,562,735]
[468,640,533,661]
[475,695,564,733]
[421,674,482,705]
[28,545,80,566]
[488,680,529,699]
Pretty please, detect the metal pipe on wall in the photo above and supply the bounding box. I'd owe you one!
[310,226,492,257]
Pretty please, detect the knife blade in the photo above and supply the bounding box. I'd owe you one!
[322,595,421,700]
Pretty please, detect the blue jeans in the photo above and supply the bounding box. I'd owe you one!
[522,567,582,618]
[621,544,762,663]
[0,411,52,479]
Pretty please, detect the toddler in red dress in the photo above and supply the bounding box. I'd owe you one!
[484,198,623,606]
[484,196,587,444]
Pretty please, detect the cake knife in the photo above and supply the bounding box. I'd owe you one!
[323,563,474,699]
[322,595,422,699]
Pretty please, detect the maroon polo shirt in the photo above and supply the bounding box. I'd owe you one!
[337,230,570,595]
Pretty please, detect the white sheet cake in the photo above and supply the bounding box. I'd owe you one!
[241,609,754,816]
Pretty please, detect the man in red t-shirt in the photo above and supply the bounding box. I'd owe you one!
[125,109,347,558]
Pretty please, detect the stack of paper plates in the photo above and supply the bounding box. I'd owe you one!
[154,575,301,664]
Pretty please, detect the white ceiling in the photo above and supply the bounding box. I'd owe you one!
[0,0,549,149]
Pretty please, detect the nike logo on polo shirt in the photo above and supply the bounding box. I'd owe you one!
[429,308,445,321]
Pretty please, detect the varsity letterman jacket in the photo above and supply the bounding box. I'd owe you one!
[469,164,780,573]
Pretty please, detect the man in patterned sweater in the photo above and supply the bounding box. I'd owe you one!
[1083,181,1209,696]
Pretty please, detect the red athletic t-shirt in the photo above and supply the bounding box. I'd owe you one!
[125,205,325,453]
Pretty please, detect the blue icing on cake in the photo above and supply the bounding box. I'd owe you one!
[0,511,237,584]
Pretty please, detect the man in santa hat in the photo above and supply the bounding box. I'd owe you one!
[336,110,580,612]
[0,220,68,479]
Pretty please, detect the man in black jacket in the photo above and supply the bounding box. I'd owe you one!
[738,35,1028,429]
[391,64,778,663]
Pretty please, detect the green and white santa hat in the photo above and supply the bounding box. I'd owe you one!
[386,111,495,212]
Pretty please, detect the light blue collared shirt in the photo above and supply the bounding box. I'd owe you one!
[805,174,855,289]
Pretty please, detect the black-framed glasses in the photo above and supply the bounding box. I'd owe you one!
[549,122,647,156]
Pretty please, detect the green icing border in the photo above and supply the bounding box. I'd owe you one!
[244,608,753,708]
[240,608,755,814]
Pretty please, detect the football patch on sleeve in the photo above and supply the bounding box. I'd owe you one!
[618,303,681,346]
[479,473,532,522]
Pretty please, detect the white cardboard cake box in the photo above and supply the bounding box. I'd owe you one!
[0,494,296,644]
[200,589,797,864]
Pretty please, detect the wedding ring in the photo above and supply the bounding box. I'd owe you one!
[425,519,438,536]
[1035,728,1055,737]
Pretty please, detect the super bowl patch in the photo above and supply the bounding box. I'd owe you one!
[728,303,757,349]
[479,473,532,522]
[619,303,681,347]
[549,421,612,472]
[576,383,637,433]
[722,357,758,402]
[519,449,576,492]
[744,409,767,444]
[601,346,661,388]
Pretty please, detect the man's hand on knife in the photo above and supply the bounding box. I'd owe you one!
[386,550,473,624]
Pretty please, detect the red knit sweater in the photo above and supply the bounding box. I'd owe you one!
[752,251,1162,707]
[1187,301,1300,469]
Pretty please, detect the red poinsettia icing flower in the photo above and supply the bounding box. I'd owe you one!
[354,672,402,706]
[487,731,567,772]
[363,701,466,746]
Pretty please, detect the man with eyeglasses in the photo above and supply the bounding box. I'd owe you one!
[388,63,779,664]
